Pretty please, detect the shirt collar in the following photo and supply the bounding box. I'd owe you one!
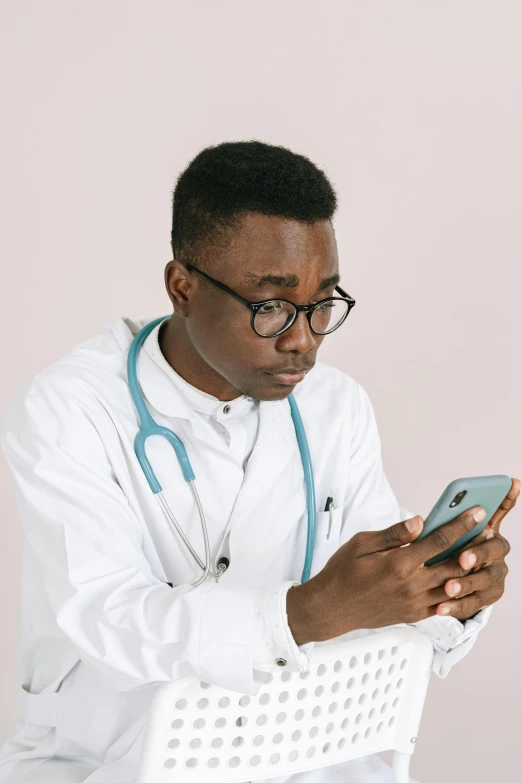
[142,320,256,419]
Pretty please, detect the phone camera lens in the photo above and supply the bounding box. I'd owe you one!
[449,490,467,508]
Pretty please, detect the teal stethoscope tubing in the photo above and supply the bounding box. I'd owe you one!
[128,315,317,585]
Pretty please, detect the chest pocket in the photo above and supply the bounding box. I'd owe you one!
[311,507,343,576]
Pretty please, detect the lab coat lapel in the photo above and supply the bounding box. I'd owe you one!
[228,399,295,523]
[222,398,304,586]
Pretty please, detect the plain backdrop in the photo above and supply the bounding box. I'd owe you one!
[0,2,520,781]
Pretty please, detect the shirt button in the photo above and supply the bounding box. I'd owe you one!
[223,405,231,414]
[275,658,287,667]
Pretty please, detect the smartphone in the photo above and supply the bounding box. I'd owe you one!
[417,474,512,567]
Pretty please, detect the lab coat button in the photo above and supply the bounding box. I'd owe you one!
[275,658,287,666]
[223,405,231,414]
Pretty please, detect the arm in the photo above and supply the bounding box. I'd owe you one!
[338,382,492,678]
[1,377,308,697]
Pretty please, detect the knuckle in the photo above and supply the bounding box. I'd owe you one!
[391,556,411,581]
[468,592,482,614]
[485,565,501,586]
[383,525,403,548]
[401,579,418,602]
[490,585,504,604]
[350,532,366,553]
[449,562,467,579]
[431,527,452,553]
[502,536,511,557]
[495,562,509,584]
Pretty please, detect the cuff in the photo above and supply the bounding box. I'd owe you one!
[252,581,315,675]
[411,605,493,677]
[197,582,261,696]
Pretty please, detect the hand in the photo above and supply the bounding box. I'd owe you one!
[287,505,490,645]
[435,477,519,621]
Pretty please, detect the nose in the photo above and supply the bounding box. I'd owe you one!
[276,311,318,353]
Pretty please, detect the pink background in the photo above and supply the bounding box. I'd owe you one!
[1,2,520,780]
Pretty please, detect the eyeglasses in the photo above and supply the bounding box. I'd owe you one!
[184,263,356,338]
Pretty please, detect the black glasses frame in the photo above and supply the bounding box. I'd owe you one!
[184,263,356,338]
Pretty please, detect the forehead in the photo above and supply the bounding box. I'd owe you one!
[218,213,338,287]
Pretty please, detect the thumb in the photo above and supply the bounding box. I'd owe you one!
[360,515,424,555]
[488,477,520,533]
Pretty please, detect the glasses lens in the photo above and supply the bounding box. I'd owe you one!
[253,300,296,337]
[310,299,350,334]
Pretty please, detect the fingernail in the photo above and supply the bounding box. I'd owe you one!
[406,517,422,533]
[463,553,477,568]
[449,582,461,595]
[472,508,486,523]
[439,606,451,615]
[485,529,494,540]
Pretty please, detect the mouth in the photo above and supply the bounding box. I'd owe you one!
[265,367,313,385]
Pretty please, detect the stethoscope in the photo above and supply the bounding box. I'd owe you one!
[127,315,317,586]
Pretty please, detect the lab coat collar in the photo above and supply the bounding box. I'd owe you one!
[111,316,209,425]
[110,316,291,451]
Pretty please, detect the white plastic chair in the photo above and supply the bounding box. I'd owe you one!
[137,626,433,783]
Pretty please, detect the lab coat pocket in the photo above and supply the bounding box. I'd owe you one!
[311,507,343,576]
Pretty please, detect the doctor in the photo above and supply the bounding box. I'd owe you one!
[0,140,517,783]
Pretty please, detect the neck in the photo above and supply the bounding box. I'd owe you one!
[159,315,242,402]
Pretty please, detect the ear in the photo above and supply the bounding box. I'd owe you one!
[164,260,196,317]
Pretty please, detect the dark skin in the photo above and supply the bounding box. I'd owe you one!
[161,212,334,402]
[436,477,519,619]
[161,211,517,629]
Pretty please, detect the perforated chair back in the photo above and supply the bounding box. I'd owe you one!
[137,627,433,783]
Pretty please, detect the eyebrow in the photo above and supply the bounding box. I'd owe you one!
[244,272,341,291]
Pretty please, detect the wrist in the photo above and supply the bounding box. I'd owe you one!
[286,578,327,645]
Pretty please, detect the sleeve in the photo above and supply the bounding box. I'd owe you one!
[1,378,303,698]
[251,582,315,685]
[339,382,492,678]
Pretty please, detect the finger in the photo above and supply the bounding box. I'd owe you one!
[434,584,504,619]
[421,555,480,589]
[357,515,425,555]
[427,526,495,579]
[433,562,508,601]
[489,477,520,532]
[467,525,495,570]
[432,526,494,576]
[423,532,509,590]
[457,533,511,572]
[403,506,486,571]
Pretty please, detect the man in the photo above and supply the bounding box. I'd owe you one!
[0,140,517,783]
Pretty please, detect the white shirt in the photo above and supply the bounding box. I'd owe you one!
[0,316,493,783]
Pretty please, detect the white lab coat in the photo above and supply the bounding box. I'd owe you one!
[0,316,492,783]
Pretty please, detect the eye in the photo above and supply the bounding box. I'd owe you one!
[315,300,335,312]
[257,300,283,314]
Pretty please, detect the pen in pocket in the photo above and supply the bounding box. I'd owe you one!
[324,496,334,539]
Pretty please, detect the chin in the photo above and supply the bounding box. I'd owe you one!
[246,380,295,403]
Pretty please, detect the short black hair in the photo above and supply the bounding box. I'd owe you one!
[170,140,337,268]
